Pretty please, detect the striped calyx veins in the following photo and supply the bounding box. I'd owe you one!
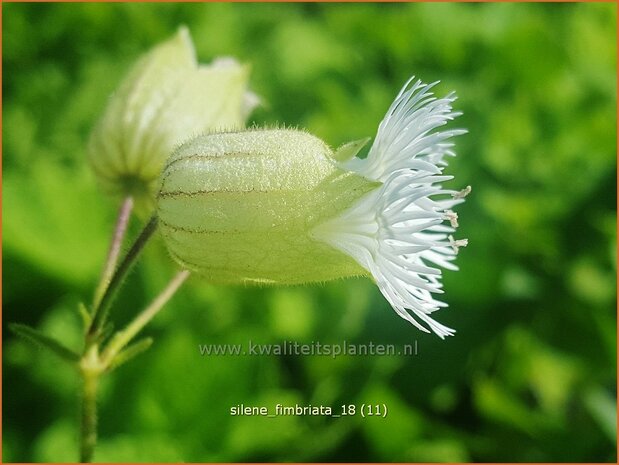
[88,27,257,211]
[157,129,379,284]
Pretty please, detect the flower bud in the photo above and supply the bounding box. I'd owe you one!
[157,129,379,283]
[88,26,258,208]
[157,78,468,338]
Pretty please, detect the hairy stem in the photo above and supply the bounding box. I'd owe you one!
[79,346,101,463]
[88,216,158,340]
[93,197,134,309]
[101,270,190,366]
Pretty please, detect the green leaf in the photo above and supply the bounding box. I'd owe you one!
[77,302,92,330]
[108,337,154,371]
[3,162,112,288]
[9,323,80,363]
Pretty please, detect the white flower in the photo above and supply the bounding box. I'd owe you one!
[88,26,258,208]
[156,77,467,338]
[313,78,468,337]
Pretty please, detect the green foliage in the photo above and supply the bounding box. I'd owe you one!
[3,2,616,462]
[108,338,154,372]
[8,323,80,363]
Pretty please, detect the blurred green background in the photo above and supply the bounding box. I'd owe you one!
[3,2,617,462]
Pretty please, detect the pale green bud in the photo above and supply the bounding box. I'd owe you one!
[157,129,379,284]
[88,26,258,208]
[157,78,468,338]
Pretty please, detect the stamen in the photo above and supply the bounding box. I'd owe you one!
[448,235,468,253]
[452,185,471,199]
[444,210,459,228]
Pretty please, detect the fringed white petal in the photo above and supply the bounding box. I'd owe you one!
[312,171,463,338]
[342,77,467,182]
[315,77,467,338]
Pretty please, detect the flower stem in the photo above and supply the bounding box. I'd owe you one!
[77,270,190,461]
[80,375,98,463]
[101,270,190,366]
[88,216,158,342]
[79,346,101,463]
[93,197,134,309]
